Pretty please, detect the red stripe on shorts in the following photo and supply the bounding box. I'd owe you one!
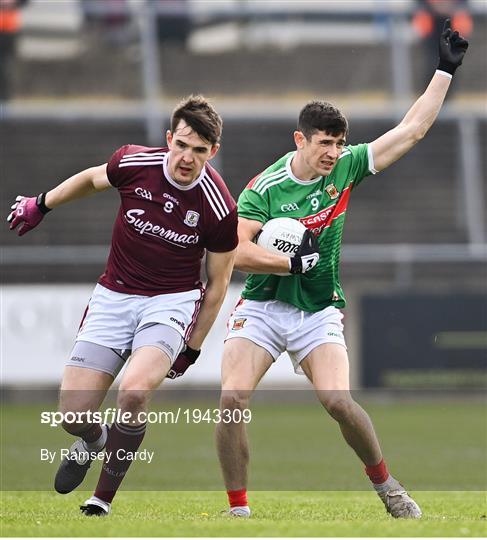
[77,302,90,332]
[184,287,205,341]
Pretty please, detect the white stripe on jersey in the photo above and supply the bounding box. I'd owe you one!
[119,161,165,168]
[367,144,378,174]
[253,167,286,193]
[201,177,230,221]
[121,156,167,163]
[200,180,224,220]
[204,174,230,215]
[122,152,167,159]
[338,150,351,160]
[254,171,287,195]
[121,157,166,163]
[257,175,288,195]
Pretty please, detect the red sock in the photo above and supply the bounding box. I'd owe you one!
[365,458,389,485]
[94,422,146,503]
[227,488,248,508]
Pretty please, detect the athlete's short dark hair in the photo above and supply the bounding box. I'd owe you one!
[298,101,348,139]
[171,95,222,145]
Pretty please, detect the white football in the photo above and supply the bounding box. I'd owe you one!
[256,217,306,258]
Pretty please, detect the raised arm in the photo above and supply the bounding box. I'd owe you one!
[7,163,111,236]
[371,19,468,172]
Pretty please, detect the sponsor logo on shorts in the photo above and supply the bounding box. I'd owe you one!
[184,210,200,227]
[158,340,174,355]
[170,317,186,330]
[327,331,341,338]
[70,356,85,363]
[232,317,247,330]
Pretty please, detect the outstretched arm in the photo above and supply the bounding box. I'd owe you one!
[371,19,468,172]
[44,163,111,209]
[8,163,111,236]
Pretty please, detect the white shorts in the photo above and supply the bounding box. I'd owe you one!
[226,298,346,374]
[76,283,202,351]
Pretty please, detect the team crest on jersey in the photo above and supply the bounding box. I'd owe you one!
[184,210,200,227]
[325,184,339,199]
[232,317,246,330]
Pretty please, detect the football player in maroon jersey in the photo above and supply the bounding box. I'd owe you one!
[8,95,238,516]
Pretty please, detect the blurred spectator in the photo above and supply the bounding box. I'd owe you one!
[413,0,473,93]
[80,0,133,46]
[156,0,190,46]
[0,0,28,101]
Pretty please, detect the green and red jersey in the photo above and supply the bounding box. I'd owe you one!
[238,143,376,312]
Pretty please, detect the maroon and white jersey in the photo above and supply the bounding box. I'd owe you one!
[98,145,238,296]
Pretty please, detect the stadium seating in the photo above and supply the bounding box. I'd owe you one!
[1,117,485,286]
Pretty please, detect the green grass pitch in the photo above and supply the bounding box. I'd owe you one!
[1,397,486,536]
[1,490,486,537]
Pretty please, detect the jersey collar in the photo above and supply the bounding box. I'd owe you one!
[286,152,323,185]
[163,152,205,191]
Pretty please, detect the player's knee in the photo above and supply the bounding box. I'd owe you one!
[60,413,93,435]
[58,398,98,435]
[61,419,78,435]
[220,390,250,412]
[318,391,354,421]
[117,389,148,417]
[59,388,105,417]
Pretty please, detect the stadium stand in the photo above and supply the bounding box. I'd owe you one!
[12,25,487,98]
[1,1,485,290]
[1,117,485,286]
[9,1,487,97]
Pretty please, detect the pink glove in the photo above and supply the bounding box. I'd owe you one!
[7,194,51,236]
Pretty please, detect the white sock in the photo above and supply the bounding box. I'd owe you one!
[83,424,108,452]
[373,474,401,494]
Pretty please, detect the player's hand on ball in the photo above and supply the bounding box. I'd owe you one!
[166,345,200,379]
[438,18,469,75]
[289,229,320,274]
[7,194,51,236]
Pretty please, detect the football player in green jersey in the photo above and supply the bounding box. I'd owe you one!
[216,20,468,519]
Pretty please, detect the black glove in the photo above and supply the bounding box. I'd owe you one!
[166,345,200,379]
[289,229,320,274]
[438,18,469,75]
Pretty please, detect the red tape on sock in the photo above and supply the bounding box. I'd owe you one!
[227,488,248,508]
[365,458,389,485]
